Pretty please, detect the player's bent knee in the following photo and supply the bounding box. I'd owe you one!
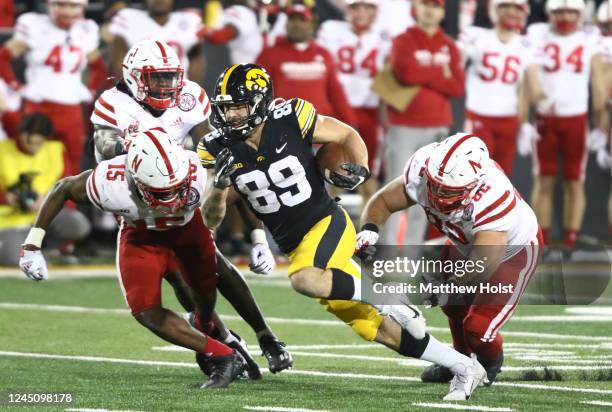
[289,268,325,297]
[133,307,164,330]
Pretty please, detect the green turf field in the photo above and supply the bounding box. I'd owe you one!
[0,269,611,412]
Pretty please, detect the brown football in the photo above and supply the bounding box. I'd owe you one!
[315,142,353,183]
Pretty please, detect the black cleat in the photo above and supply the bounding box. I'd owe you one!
[225,330,262,380]
[479,350,504,386]
[420,364,454,383]
[259,334,293,373]
[200,352,247,389]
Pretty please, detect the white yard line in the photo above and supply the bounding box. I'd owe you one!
[3,302,612,342]
[580,400,612,407]
[2,351,612,395]
[244,407,331,412]
[411,403,513,411]
[565,307,612,315]
[511,315,612,322]
[65,409,146,412]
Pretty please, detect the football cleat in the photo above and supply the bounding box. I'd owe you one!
[225,330,262,380]
[259,334,293,373]
[421,364,454,383]
[443,356,487,401]
[200,352,247,389]
[479,350,504,386]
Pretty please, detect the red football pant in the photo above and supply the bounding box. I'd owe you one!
[353,107,382,174]
[441,229,543,360]
[24,100,85,176]
[533,114,588,181]
[116,210,218,315]
[465,111,518,175]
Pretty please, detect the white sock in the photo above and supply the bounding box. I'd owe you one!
[352,275,362,301]
[420,335,471,372]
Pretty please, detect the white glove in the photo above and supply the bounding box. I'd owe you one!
[249,243,275,275]
[517,122,540,156]
[19,247,49,281]
[355,229,379,251]
[588,128,608,152]
[596,147,612,169]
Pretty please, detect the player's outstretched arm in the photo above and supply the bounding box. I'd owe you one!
[20,170,92,281]
[201,148,235,229]
[360,176,415,232]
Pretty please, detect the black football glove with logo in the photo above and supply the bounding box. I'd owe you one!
[213,148,236,189]
[329,163,371,191]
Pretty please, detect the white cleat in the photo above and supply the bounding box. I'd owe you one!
[375,304,426,339]
[443,355,487,401]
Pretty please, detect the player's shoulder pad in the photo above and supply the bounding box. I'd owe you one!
[174,9,203,26]
[91,87,135,129]
[115,7,145,20]
[582,24,600,36]
[197,129,229,168]
[15,12,41,27]
[471,164,516,229]
[290,97,317,140]
[181,80,210,109]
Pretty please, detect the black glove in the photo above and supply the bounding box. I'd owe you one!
[213,148,236,189]
[329,163,371,190]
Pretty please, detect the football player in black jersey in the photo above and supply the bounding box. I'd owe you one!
[199,64,486,400]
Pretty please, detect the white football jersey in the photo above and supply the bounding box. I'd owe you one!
[317,20,391,108]
[460,26,535,117]
[13,12,99,104]
[528,23,603,116]
[85,152,206,230]
[403,144,539,260]
[218,5,262,64]
[90,80,211,162]
[109,9,203,73]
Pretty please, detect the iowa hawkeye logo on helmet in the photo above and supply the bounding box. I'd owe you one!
[211,63,275,141]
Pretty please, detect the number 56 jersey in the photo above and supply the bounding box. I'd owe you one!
[404,143,539,260]
[85,152,206,230]
[197,98,338,253]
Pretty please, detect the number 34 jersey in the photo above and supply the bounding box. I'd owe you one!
[404,143,539,260]
[197,98,338,253]
[85,152,206,231]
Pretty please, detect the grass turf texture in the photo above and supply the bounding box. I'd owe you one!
[0,273,611,412]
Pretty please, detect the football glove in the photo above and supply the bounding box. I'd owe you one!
[517,123,540,156]
[213,148,236,189]
[19,247,48,281]
[249,243,275,275]
[588,128,608,152]
[329,163,370,191]
[355,225,379,261]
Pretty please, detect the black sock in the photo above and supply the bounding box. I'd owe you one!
[398,330,431,358]
[328,268,356,300]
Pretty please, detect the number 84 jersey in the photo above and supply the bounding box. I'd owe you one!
[404,143,539,260]
[197,98,338,253]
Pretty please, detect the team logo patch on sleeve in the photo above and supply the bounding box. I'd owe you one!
[181,186,201,207]
[178,93,196,111]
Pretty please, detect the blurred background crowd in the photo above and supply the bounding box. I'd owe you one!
[0,0,611,266]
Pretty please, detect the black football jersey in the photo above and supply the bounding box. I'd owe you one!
[197,98,338,253]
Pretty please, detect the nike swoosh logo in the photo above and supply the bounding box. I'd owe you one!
[276,143,288,153]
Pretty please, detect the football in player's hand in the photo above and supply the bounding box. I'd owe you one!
[315,142,354,184]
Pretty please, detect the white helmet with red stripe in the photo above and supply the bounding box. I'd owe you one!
[489,0,530,31]
[127,128,191,214]
[346,0,379,31]
[546,0,585,34]
[425,133,490,214]
[122,39,185,111]
[47,0,88,29]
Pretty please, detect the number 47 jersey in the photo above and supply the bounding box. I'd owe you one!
[404,143,539,260]
[197,98,338,253]
[85,152,206,230]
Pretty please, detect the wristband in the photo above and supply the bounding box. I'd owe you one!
[250,229,268,245]
[23,227,46,249]
[115,140,126,156]
[361,223,379,233]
